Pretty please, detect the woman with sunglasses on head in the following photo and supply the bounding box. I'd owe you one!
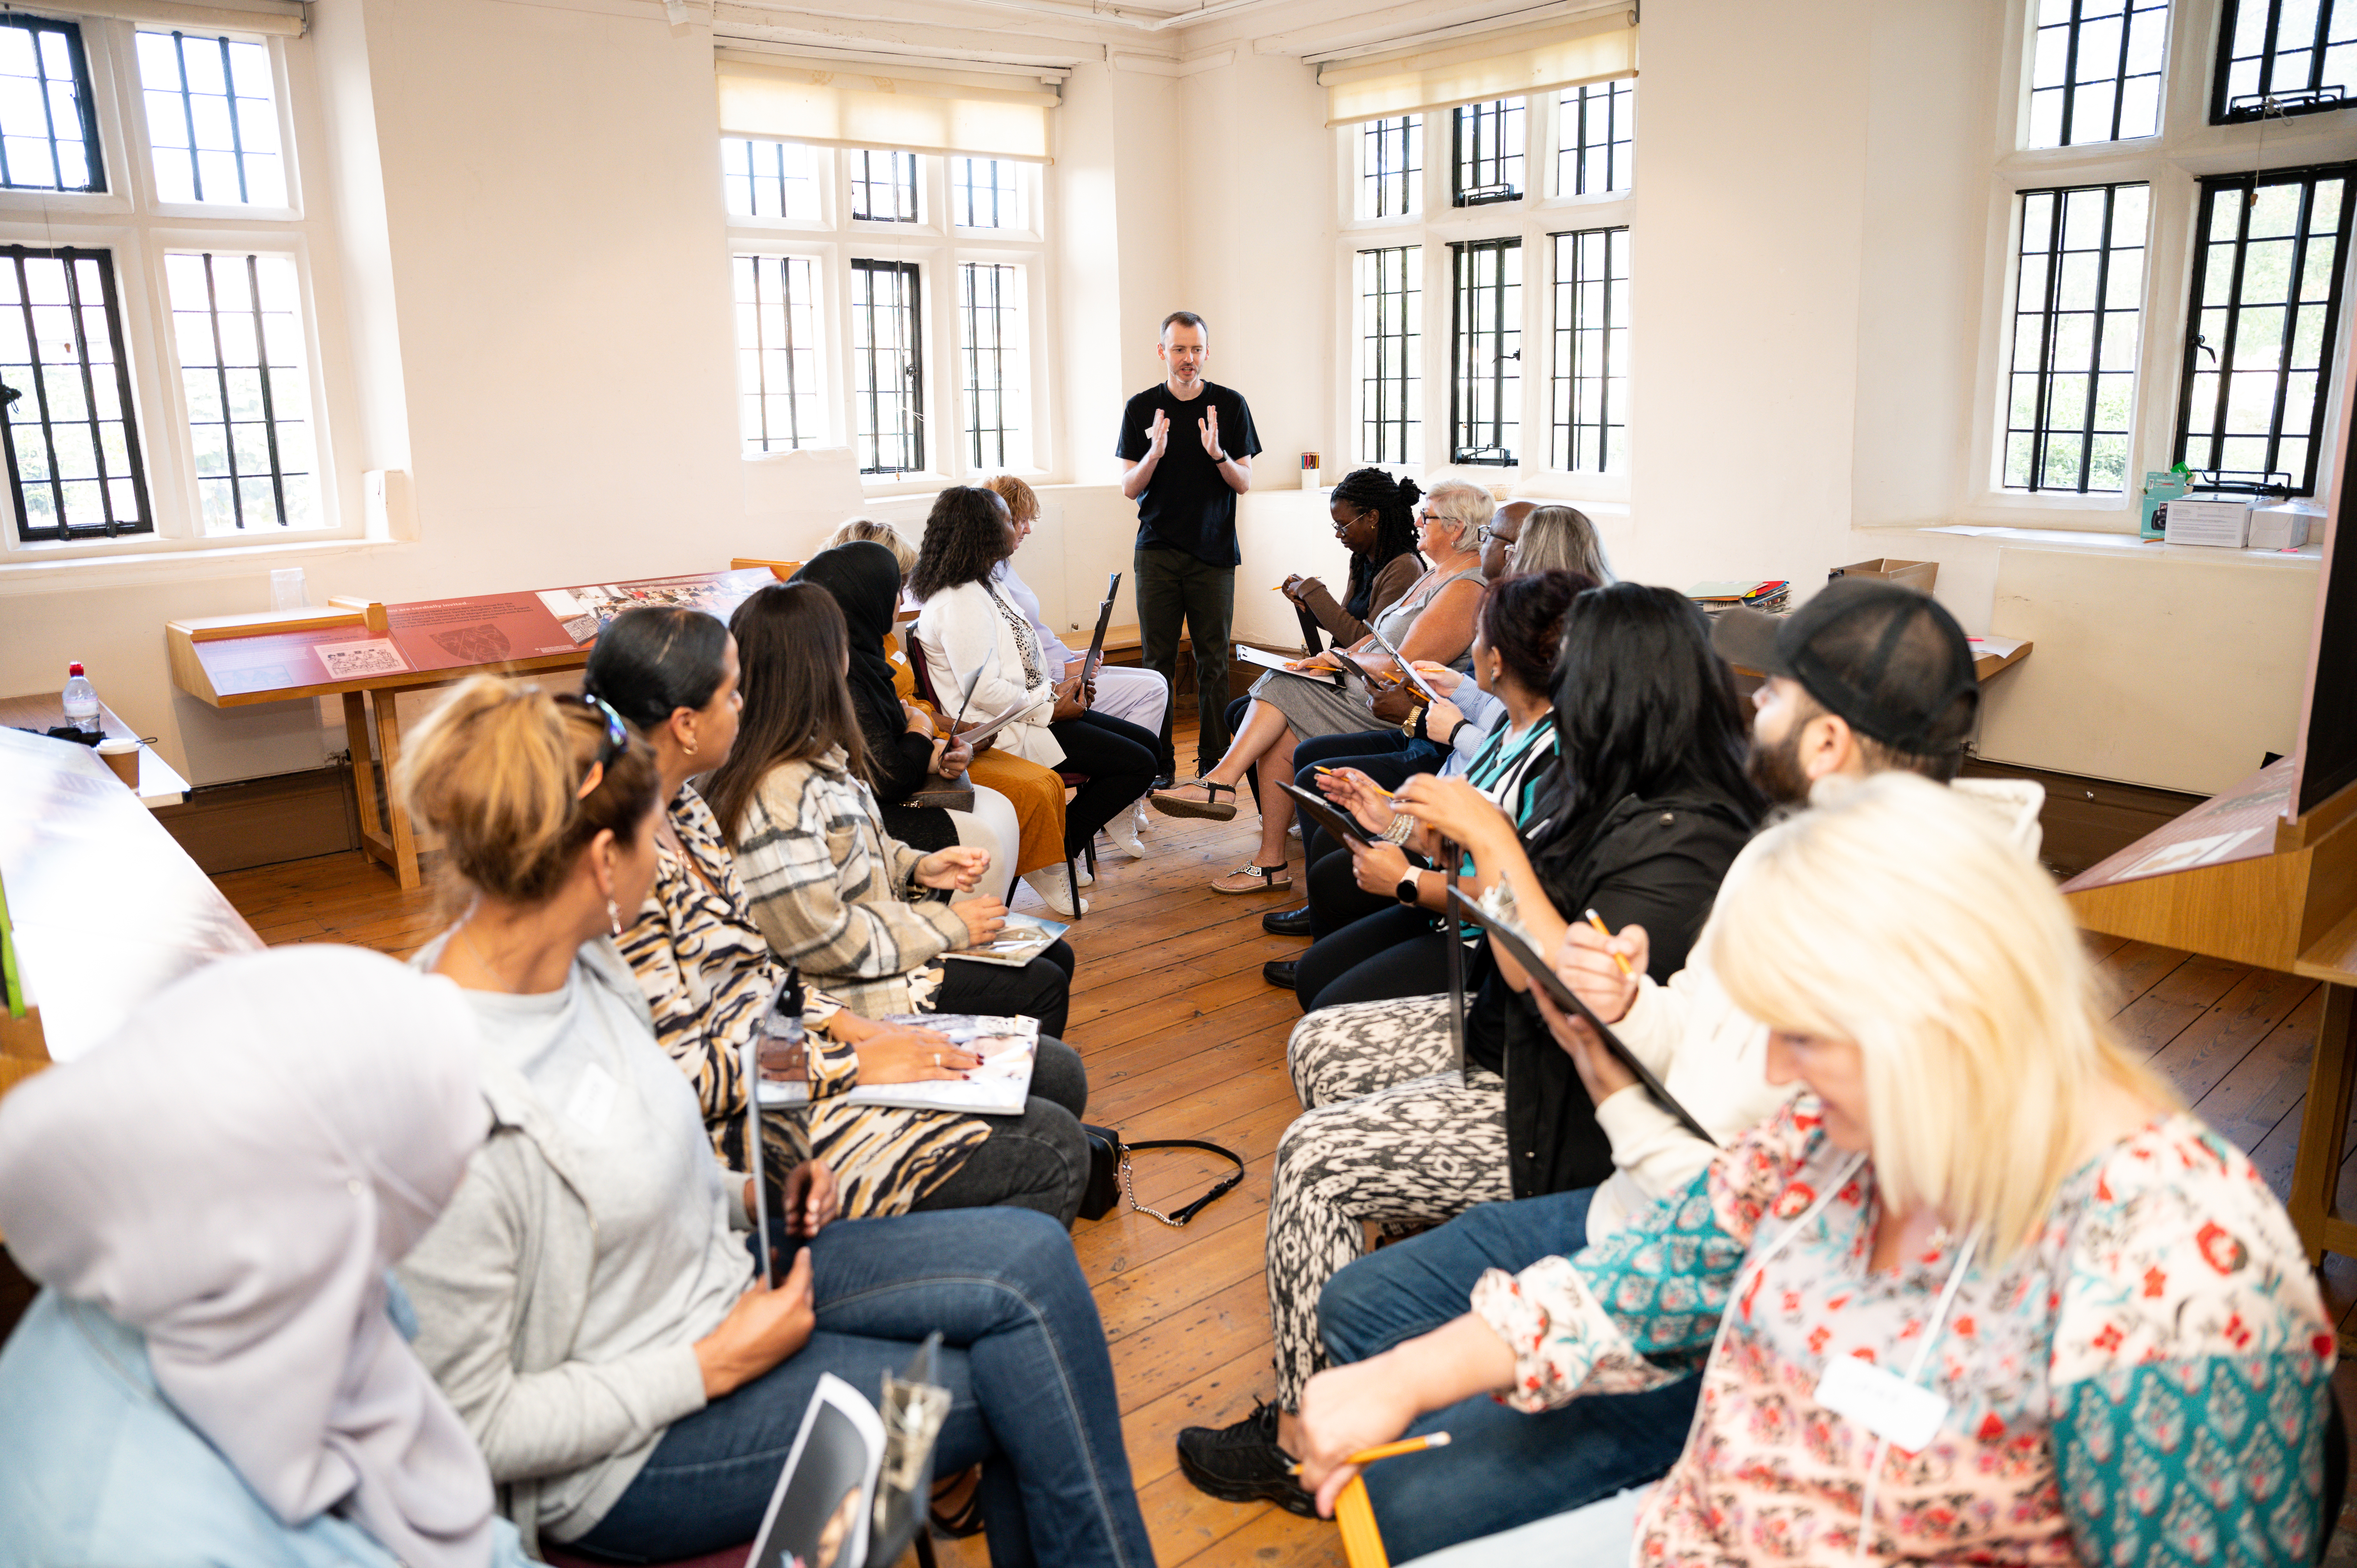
[588,606,1089,1227]
[909,486,1161,916]
[388,676,1154,1566]
[713,581,1080,1038]
[1151,479,1490,895]
[1295,775,2332,1568]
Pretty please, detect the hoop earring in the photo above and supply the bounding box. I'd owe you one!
[608,898,624,938]
[682,741,698,757]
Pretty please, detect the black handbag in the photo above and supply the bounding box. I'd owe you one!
[1079,1124,1245,1226]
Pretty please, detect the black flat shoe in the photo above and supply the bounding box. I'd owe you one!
[1263,959,1297,990]
[1262,904,1314,936]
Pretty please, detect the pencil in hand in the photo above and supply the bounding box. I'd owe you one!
[1288,1432,1452,1475]
[1584,908,1635,978]
[1314,765,1392,798]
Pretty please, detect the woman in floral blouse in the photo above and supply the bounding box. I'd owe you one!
[585,605,1091,1227]
[1296,773,2334,1567]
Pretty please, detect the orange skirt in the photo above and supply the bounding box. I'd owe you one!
[891,631,1067,876]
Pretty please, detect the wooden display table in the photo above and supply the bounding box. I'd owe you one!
[0,692,189,809]
[2064,759,2357,1261]
[168,569,777,890]
[0,726,261,1084]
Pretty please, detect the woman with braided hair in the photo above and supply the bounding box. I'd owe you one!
[1279,468,1425,646]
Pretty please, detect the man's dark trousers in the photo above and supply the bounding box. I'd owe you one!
[1135,544,1234,777]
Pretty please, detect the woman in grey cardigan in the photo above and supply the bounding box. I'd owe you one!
[389,676,1154,1567]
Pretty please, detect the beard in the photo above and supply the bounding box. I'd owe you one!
[1746,722,1814,807]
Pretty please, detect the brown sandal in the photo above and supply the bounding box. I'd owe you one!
[1211,862,1293,894]
[1150,778,1239,821]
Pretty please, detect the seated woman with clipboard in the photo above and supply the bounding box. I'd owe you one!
[1272,570,1585,1009]
[1148,479,1490,894]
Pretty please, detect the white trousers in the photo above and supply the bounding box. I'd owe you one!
[947,783,1023,903]
[1088,665,1169,740]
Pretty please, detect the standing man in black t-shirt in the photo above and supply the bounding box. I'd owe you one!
[1117,310,1263,785]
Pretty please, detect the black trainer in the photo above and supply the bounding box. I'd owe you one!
[1262,904,1314,936]
[1175,1398,1320,1517]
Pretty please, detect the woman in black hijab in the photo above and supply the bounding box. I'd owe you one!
[791,543,1017,886]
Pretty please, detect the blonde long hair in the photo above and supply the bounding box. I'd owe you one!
[1706,773,2173,1260]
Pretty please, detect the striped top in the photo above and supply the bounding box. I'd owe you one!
[619,783,988,1216]
[732,746,968,1019]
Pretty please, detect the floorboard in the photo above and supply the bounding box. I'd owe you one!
[210,756,2349,1568]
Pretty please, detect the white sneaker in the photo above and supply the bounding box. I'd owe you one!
[1023,864,1088,918]
[1289,821,1302,839]
[1133,800,1151,835]
[1107,812,1149,859]
[1075,858,1095,886]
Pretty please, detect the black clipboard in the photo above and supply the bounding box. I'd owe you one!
[1274,778,1375,850]
[1445,888,1717,1146]
[1362,618,1447,706]
[1078,571,1121,683]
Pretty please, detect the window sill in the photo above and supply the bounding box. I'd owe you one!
[0,533,404,597]
[1917,522,2322,569]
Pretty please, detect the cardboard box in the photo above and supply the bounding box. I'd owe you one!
[2247,503,2318,550]
[1828,558,1938,593]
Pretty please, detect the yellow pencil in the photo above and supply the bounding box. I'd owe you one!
[1584,908,1635,978]
[1288,1432,1451,1476]
[1313,765,1392,799]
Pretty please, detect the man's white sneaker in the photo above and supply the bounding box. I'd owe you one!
[1023,864,1088,918]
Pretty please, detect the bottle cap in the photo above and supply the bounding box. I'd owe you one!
[67,662,85,676]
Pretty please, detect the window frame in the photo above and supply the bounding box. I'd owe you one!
[0,16,350,565]
[1332,88,1635,501]
[2171,159,2357,494]
[1967,0,2357,529]
[2210,0,2357,122]
[724,145,1052,490]
[1355,242,1422,467]
[0,15,106,196]
[1448,234,1522,466]
[1548,224,1630,475]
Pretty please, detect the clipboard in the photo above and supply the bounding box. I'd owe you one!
[957,690,1047,749]
[1236,643,1345,687]
[1445,887,1717,1146]
[1274,779,1375,850]
[744,977,787,1288]
[1078,571,1121,683]
[1362,619,1448,707]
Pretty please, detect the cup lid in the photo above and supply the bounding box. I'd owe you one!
[95,736,138,752]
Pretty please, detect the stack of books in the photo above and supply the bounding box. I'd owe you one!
[1686,579,1791,617]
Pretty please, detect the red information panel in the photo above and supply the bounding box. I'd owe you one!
[186,568,779,701]
[2061,757,2294,894]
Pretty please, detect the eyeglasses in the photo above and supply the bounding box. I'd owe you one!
[1476,523,1515,546]
[574,692,630,799]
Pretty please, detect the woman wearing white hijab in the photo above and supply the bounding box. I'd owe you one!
[0,945,528,1568]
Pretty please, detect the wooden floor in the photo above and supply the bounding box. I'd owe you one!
[214,742,2357,1567]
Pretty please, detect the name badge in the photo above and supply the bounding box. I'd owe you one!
[564,1063,618,1136]
[1815,1353,1950,1453]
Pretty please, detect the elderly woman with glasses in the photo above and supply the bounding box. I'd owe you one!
[1150,478,1492,895]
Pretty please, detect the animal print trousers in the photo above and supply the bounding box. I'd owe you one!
[1267,994,1509,1405]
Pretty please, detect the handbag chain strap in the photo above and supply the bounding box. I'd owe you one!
[1117,1137,1246,1229]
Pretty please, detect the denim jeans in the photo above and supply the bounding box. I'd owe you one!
[1318,1187,1698,1564]
[574,1208,1153,1568]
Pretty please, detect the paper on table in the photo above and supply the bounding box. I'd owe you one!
[1968,635,2026,659]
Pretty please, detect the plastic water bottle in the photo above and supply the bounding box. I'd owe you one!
[61,662,98,734]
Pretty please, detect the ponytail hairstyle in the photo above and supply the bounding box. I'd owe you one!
[1477,568,1594,696]
[704,582,868,844]
[582,606,731,737]
[1328,467,1424,615]
[394,676,660,916]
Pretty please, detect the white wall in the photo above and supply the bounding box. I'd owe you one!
[0,0,2332,801]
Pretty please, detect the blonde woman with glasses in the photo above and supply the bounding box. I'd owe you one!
[1295,773,2333,1568]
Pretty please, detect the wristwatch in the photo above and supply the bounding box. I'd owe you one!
[1395,869,1422,906]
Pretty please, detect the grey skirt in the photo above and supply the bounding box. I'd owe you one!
[1250,667,1381,742]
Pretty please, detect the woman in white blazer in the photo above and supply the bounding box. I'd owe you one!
[912,486,1158,916]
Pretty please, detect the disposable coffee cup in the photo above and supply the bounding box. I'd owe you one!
[95,736,139,788]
